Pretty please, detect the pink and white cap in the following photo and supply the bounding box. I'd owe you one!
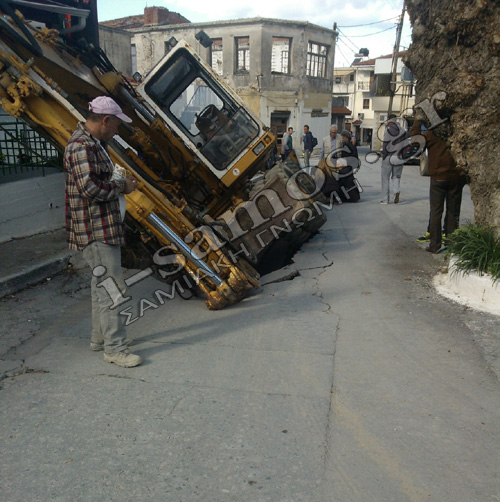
[88,96,132,123]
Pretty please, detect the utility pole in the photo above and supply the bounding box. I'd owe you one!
[387,0,406,115]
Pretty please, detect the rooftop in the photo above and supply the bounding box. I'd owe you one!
[352,50,407,67]
[100,6,190,30]
[101,12,336,35]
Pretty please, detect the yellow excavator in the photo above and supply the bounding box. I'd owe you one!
[0,0,326,309]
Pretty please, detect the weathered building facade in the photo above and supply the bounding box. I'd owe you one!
[99,25,132,76]
[100,9,337,147]
[332,52,415,149]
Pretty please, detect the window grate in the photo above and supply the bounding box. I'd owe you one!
[0,115,62,178]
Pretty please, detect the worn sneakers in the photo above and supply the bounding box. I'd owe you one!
[417,232,447,243]
[104,349,142,368]
[90,338,133,352]
[393,192,400,204]
[416,231,430,243]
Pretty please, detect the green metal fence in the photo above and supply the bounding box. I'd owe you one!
[0,115,62,178]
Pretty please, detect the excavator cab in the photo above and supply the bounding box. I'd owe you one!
[139,43,271,183]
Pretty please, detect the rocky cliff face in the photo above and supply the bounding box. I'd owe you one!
[404,0,500,233]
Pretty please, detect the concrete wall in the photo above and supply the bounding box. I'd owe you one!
[99,26,133,76]
[0,173,65,243]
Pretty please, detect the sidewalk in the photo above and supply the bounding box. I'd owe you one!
[0,228,73,298]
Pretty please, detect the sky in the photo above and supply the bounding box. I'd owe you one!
[97,0,413,68]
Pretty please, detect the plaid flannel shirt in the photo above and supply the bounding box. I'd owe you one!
[64,122,126,251]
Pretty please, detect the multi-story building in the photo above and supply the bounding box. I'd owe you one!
[332,51,415,149]
[100,7,338,149]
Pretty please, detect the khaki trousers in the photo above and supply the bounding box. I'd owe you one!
[82,241,128,354]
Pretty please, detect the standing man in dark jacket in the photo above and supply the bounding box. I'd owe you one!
[303,125,313,167]
[64,96,142,368]
[410,119,467,253]
[337,129,361,202]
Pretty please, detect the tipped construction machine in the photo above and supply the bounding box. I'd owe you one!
[0,0,326,309]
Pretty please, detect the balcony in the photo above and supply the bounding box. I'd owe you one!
[371,95,407,113]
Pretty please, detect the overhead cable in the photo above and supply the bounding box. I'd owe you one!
[338,15,399,28]
[343,25,396,37]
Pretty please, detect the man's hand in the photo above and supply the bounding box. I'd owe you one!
[123,176,138,194]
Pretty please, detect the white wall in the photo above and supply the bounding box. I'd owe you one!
[0,173,65,243]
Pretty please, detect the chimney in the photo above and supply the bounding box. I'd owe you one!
[144,6,170,26]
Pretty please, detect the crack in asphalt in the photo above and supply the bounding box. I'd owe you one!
[147,339,334,355]
[96,373,147,382]
[166,386,196,416]
[321,318,340,485]
[311,253,335,314]
[304,249,341,484]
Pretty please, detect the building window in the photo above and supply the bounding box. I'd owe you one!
[271,37,291,74]
[235,37,250,74]
[363,98,370,109]
[131,44,137,74]
[350,74,354,82]
[334,76,342,84]
[211,38,223,76]
[306,42,328,78]
[332,96,348,107]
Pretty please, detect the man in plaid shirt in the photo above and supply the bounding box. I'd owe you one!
[64,96,142,368]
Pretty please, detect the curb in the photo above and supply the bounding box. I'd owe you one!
[0,252,73,299]
[434,256,500,316]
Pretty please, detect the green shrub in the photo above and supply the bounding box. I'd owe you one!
[447,223,500,283]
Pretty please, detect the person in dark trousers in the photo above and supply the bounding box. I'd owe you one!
[410,119,467,253]
[416,211,448,243]
[64,96,142,368]
[303,125,314,167]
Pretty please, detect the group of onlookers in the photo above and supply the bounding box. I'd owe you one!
[281,114,467,254]
[281,124,361,203]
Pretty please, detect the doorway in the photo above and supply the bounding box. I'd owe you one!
[270,112,291,151]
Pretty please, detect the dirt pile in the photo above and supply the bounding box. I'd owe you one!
[404,0,500,233]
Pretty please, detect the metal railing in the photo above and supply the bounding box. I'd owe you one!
[357,81,370,91]
[0,116,62,178]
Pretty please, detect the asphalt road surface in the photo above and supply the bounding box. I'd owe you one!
[1,153,499,502]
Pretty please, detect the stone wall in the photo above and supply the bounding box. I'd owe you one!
[405,0,500,234]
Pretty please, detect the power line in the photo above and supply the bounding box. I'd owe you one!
[338,30,359,53]
[335,44,351,66]
[338,15,399,28]
[344,25,396,37]
[337,36,357,54]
